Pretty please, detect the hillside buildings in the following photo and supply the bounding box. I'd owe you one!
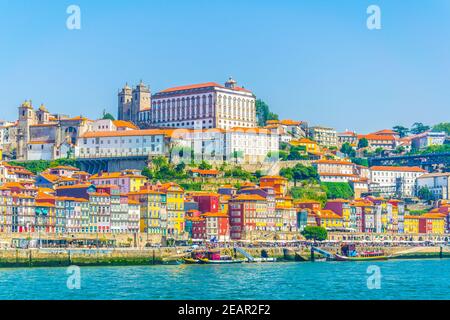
[411,131,446,150]
[308,126,338,147]
[416,172,450,200]
[370,166,427,197]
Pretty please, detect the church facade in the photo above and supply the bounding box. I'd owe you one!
[16,101,91,161]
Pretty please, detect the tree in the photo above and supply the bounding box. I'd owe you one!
[393,125,410,138]
[102,112,115,121]
[280,164,319,186]
[411,122,430,135]
[393,146,405,154]
[321,182,354,199]
[142,167,154,180]
[340,142,355,157]
[301,226,328,241]
[357,137,369,149]
[280,142,290,151]
[198,160,212,170]
[175,162,186,173]
[287,146,307,160]
[374,147,384,156]
[351,157,369,167]
[224,166,253,181]
[432,122,450,135]
[255,99,279,126]
[418,186,433,201]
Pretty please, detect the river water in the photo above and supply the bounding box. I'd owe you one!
[0,259,449,300]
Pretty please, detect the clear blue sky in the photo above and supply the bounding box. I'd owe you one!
[1,0,449,132]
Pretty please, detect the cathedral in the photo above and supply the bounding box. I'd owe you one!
[118,78,257,130]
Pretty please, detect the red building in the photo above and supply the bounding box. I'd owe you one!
[202,212,230,241]
[191,192,219,213]
[228,194,266,240]
[190,216,206,240]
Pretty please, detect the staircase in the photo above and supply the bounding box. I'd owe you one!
[235,247,255,262]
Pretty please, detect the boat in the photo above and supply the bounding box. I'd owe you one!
[252,257,277,263]
[334,254,388,261]
[335,243,389,262]
[198,249,245,264]
[183,257,200,264]
[162,258,183,265]
[199,258,245,264]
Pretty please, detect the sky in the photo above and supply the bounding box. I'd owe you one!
[0,0,449,133]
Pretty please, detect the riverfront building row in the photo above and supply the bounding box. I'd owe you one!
[0,163,449,242]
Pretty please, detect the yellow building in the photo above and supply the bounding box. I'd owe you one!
[128,189,167,235]
[219,194,231,215]
[89,170,147,193]
[422,213,446,235]
[404,215,420,234]
[275,195,294,208]
[290,138,319,154]
[314,209,343,229]
[159,183,185,237]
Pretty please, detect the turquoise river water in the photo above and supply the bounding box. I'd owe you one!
[0,259,449,300]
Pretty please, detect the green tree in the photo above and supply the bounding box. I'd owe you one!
[287,146,307,160]
[393,146,405,154]
[340,142,355,157]
[357,137,369,149]
[198,160,212,170]
[351,157,369,167]
[224,166,253,181]
[418,186,433,201]
[255,99,279,126]
[321,182,354,199]
[411,122,430,135]
[301,226,328,241]
[279,142,290,151]
[374,147,384,156]
[393,125,410,138]
[280,164,319,186]
[432,122,450,135]
[142,167,154,180]
[175,162,186,174]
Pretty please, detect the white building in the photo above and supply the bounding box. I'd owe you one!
[224,127,279,164]
[136,78,257,130]
[76,129,168,159]
[90,119,138,132]
[416,172,450,200]
[309,126,338,147]
[314,159,355,175]
[314,160,361,183]
[411,131,446,150]
[370,166,427,197]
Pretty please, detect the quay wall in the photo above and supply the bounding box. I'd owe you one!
[0,246,448,268]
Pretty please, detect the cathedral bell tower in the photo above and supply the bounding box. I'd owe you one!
[118,83,132,121]
[131,80,151,123]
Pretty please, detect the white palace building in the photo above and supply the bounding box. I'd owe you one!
[118,78,257,130]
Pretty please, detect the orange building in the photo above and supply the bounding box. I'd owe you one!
[260,176,288,196]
